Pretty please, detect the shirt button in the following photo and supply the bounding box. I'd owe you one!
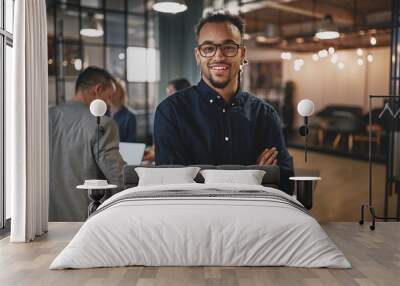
[222,108,226,113]
[225,137,229,142]
[209,99,213,103]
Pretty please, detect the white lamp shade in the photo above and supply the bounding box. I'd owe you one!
[90,99,107,117]
[297,99,315,117]
[153,1,187,14]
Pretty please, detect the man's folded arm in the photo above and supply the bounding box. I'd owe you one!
[265,109,295,195]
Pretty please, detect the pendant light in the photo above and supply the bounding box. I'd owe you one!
[315,15,340,40]
[80,12,103,38]
[153,0,187,14]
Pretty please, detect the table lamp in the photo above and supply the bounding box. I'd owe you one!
[297,99,315,162]
[90,99,107,162]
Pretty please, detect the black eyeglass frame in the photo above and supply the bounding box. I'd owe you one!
[197,43,243,58]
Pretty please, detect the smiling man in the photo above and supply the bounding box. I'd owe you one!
[154,12,294,194]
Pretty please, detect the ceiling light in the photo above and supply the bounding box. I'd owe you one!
[367,53,374,63]
[356,48,363,56]
[370,36,377,46]
[328,47,335,54]
[312,53,319,61]
[318,49,328,58]
[338,62,344,70]
[153,0,187,14]
[357,58,364,66]
[315,15,340,40]
[80,13,103,37]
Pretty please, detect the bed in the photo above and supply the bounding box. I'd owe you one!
[50,165,351,269]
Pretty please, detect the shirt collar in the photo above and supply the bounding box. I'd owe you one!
[196,79,244,106]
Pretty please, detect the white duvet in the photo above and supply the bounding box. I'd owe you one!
[50,183,351,269]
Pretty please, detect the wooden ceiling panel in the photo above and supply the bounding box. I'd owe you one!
[239,0,392,52]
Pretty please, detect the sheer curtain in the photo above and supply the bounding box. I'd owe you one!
[8,0,49,242]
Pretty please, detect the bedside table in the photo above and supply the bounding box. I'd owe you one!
[289,176,321,210]
[76,184,118,216]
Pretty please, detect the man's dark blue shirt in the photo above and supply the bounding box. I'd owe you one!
[107,106,137,143]
[154,79,294,193]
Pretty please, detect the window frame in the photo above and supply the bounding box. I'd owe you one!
[48,0,157,143]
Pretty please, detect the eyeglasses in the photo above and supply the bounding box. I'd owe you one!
[198,43,242,58]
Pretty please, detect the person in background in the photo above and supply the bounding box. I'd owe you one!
[143,78,192,162]
[106,78,137,143]
[49,66,126,222]
[166,78,191,96]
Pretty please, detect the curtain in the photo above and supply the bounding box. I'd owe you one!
[8,0,49,242]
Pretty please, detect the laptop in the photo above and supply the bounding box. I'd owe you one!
[119,142,146,165]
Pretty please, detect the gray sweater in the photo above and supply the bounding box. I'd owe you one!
[49,101,126,221]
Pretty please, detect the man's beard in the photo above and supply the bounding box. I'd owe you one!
[210,76,230,89]
[206,71,232,89]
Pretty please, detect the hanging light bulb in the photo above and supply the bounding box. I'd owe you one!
[74,59,82,71]
[338,62,345,70]
[294,58,304,71]
[370,36,377,46]
[367,53,374,63]
[312,53,319,61]
[357,58,364,66]
[356,48,363,56]
[315,15,340,40]
[118,53,125,60]
[243,33,251,41]
[318,49,328,58]
[153,0,187,14]
[328,47,335,54]
[281,52,292,60]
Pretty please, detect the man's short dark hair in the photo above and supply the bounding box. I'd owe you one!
[195,11,245,42]
[75,66,113,93]
[168,78,191,91]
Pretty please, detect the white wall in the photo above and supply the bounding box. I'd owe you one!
[244,46,390,127]
[283,47,389,113]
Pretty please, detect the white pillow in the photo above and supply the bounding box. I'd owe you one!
[135,167,201,186]
[200,169,266,185]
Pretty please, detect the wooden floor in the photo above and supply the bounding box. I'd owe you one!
[1,222,400,286]
[289,148,398,222]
